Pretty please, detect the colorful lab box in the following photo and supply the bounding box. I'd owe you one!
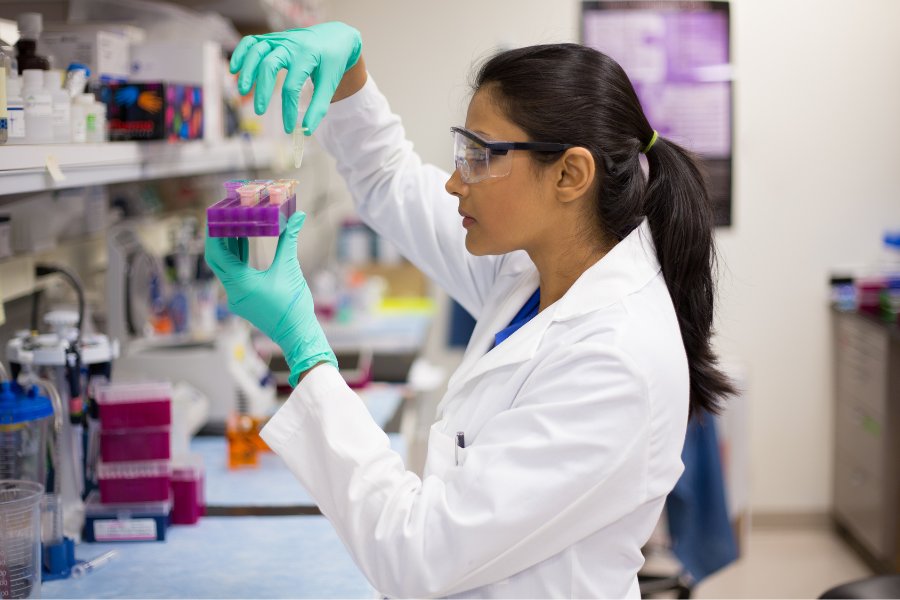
[102,82,203,141]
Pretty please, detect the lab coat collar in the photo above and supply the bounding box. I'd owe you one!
[551,217,661,321]
[443,218,661,400]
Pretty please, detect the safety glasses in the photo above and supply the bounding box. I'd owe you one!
[451,127,573,184]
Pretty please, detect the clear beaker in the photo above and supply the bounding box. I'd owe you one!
[0,384,53,485]
[0,480,44,599]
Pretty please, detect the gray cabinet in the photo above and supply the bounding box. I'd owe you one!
[832,310,900,572]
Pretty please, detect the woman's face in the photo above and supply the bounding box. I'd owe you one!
[445,87,557,256]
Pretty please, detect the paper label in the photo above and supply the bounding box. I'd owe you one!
[8,106,24,139]
[25,95,52,116]
[93,518,159,541]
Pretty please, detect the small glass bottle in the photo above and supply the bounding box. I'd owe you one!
[15,13,50,74]
[226,413,260,469]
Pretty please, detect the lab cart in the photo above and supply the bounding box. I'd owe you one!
[831,309,900,573]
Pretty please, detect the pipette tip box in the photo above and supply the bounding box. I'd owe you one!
[98,461,172,504]
[100,427,171,463]
[83,491,170,542]
[207,179,298,237]
[95,382,172,429]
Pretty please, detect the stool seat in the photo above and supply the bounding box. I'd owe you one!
[819,574,900,599]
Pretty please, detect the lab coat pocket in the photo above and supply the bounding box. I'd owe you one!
[423,423,467,480]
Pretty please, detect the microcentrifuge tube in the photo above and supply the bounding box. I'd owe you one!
[292,127,308,169]
[71,550,119,578]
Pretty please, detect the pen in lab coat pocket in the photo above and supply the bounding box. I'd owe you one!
[455,431,465,466]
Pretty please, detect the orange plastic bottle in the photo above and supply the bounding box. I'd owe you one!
[226,414,259,469]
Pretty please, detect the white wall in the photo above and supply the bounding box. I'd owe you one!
[718,0,900,512]
[324,0,900,513]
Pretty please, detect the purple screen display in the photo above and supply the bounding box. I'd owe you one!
[583,4,731,157]
[582,1,733,225]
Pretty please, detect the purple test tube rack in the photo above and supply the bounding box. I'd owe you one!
[207,179,298,237]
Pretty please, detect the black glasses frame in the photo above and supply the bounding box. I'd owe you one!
[451,127,573,155]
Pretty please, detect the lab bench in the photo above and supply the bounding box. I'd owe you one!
[831,309,900,573]
[198,384,405,514]
[41,516,375,599]
[42,383,407,597]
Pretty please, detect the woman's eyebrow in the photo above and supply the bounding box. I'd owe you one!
[471,128,498,140]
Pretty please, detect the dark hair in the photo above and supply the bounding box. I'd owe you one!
[474,43,735,416]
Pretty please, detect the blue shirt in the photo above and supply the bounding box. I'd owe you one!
[492,289,541,348]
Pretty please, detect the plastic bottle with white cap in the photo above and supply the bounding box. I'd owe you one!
[22,69,52,143]
[6,74,25,144]
[87,96,106,143]
[71,93,94,143]
[45,70,71,143]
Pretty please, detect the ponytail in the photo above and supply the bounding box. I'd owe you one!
[644,137,735,415]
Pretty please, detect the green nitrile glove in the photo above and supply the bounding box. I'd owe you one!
[205,212,337,386]
[229,22,362,134]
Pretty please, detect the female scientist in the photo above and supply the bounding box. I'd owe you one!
[206,22,734,599]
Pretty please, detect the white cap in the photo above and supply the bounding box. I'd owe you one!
[75,92,95,105]
[17,13,42,39]
[22,69,43,90]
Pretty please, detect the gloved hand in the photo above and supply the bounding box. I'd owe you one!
[205,212,337,386]
[230,22,362,134]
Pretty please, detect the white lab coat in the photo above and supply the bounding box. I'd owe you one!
[260,76,690,599]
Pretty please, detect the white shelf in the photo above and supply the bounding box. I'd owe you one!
[0,138,276,197]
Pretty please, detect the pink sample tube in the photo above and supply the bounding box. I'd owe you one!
[275,179,298,198]
[237,184,265,206]
[268,184,289,206]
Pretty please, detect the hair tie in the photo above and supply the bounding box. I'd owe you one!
[641,130,658,154]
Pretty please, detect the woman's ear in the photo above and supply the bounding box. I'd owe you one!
[554,147,596,204]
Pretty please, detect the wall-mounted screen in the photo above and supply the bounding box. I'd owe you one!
[582,1,733,226]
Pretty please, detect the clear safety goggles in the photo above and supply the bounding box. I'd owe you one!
[451,127,573,184]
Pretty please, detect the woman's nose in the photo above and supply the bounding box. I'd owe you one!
[445,169,468,198]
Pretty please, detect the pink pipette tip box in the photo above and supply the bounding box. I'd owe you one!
[100,427,171,463]
[98,461,172,504]
[96,382,172,429]
[207,179,298,237]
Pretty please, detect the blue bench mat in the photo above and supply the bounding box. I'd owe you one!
[42,515,375,599]
[196,385,405,508]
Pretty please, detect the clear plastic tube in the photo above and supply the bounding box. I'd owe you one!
[292,128,308,169]
[35,378,65,542]
[71,550,118,578]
